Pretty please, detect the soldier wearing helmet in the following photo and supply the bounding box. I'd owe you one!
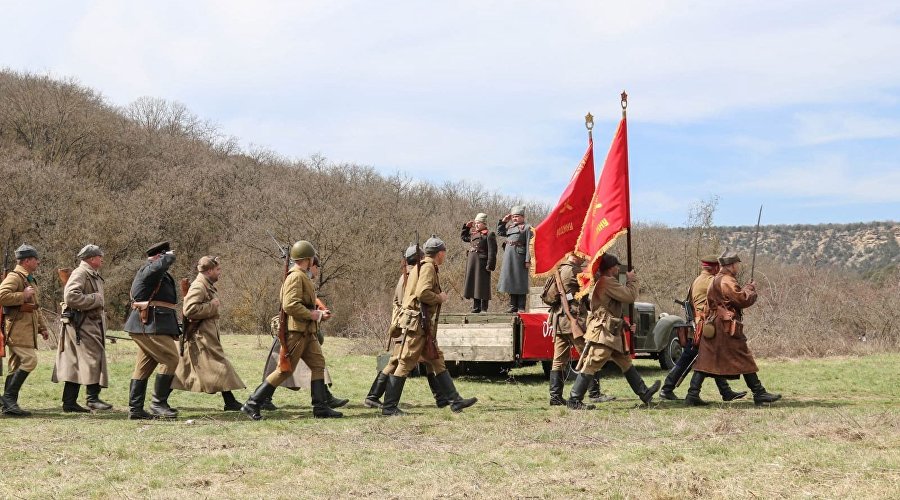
[241,240,343,420]
[381,235,478,416]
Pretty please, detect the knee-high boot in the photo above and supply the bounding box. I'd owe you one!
[548,370,565,406]
[714,377,747,401]
[1,370,32,417]
[588,372,615,403]
[62,381,89,413]
[381,375,407,416]
[149,374,177,418]
[684,371,709,406]
[242,382,277,421]
[364,372,389,409]
[744,372,781,405]
[623,366,661,405]
[128,379,154,420]
[86,384,112,410]
[311,379,343,418]
[566,373,596,410]
[435,371,477,412]
[427,372,450,408]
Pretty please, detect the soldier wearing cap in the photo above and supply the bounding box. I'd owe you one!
[461,213,497,313]
[547,253,614,406]
[364,244,448,410]
[689,249,781,406]
[567,253,661,409]
[123,241,181,419]
[172,256,246,411]
[51,244,113,412]
[497,206,533,313]
[659,255,746,403]
[241,240,343,420]
[0,244,50,416]
[381,235,478,416]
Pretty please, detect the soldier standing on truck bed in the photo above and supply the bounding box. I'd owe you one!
[659,255,746,403]
[497,206,533,313]
[687,249,781,406]
[546,253,614,407]
[461,213,497,313]
[567,253,661,409]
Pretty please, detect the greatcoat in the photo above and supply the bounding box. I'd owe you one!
[497,221,532,295]
[52,260,109,386]
[460,225,497,300]
[172,273,245,393]
[693,268,759,377]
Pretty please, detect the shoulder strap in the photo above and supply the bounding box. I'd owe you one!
[555,268,584,337]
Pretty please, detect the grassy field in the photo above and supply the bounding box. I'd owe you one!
[0,334,897,499]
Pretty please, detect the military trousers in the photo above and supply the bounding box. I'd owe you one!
[8,345,38,373]
[579,343,632,376]
[382,338,437,376]
[130,333,180,379]
[266,331,326,386]
[552,333,586,371]
[394,330,446,377]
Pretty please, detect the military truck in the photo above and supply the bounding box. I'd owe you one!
[436,287,688,377]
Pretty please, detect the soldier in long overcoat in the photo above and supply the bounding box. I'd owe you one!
[567,253,660,409]
[0,245,50,417]
[381,236,478,416]
[241,240,342,420]
[461,213,497,313]
[52,244,113,412]
[497,206,533,313]
[172,256,246,411]
[123,241,181,419]
[659,255,746,404]
[689,250,781,406]
[546,253,613,407]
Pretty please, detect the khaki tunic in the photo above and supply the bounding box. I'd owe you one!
[395,257,447,377]
[0,265,50,349]
[690,270,716,318]
[51,261,109,386]
[578,275,639,376]
[693,269,759,377]
[173,274,245,393]
[266,267,326,386]
[549,262,589,371]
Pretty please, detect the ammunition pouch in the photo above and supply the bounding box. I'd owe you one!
[397,308,421,333]
[606,316,624,336]
[131,300,177,325]
[701,321,716,339]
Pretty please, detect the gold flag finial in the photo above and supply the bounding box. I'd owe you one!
[584,112,594,131]
[620,91,628,110]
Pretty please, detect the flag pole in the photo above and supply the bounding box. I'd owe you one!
[621,90,636,356]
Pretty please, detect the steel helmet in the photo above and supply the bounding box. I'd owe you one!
[290,240,317,260]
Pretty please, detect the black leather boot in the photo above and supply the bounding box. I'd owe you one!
[515,294,527,312]
[548,370,566,406]
[505,296,517,313]
[566,373,596,410]
[435,371,477,412]
[480,300,489,312]
[62,382,90,413]
[381,375,407,416]
[324,384,349,409]
[427,373,450,408]
[715,377,747,401]
[623,366,661,405]
[364,372,389,409]
[260,397,278,411]
[311,379,343,418]
[471,299,481,313]
[1,370,32,417]
[242,382,277,421]
[149,374,177,418]
[86,384,112,410]
[128,379,154,420]
[684,371,709,406]
[659,367,682,401]
[588,372,616,403]
[744,373,781,405]
[222,391,243,411]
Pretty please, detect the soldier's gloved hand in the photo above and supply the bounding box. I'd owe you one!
[23,286,35,301]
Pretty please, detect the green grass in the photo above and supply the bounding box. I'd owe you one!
[1,334,898,499]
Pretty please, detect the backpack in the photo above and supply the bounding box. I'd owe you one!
[541,275,561,307]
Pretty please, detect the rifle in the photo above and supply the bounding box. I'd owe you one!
[268,231,294,373]
[0,244,8,373]
[56,268,86,347]
[554,267,585,338]
[418,233,440,361]
[750,205,763,282]
[178,278,191,355]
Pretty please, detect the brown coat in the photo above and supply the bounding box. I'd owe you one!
[693,269,759,376]
[584,275,638,353]
[52,261,109,386]
[549,262,588,336]
[0,264,49,348]
[172,274,245,393]
[461,225,497,300]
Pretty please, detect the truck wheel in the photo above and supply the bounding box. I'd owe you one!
[658,336,682,370]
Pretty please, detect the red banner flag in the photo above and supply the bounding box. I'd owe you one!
[530,140,596,276]
[574,116,630,294]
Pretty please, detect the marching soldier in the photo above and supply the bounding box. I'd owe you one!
[51,244,113,412]
[123,241,181,419]
[497,206,533,313]
[381,235,477,416]
[659,255,746,403]
[688,250,781,406]
[241,240,342,420]
[0,244,50,417]
[546,253,613,407]
[460,213,497,313]
[257,254,347,411]
[172,256,246,411]
[567,253,660,409]
[364,244,447,410]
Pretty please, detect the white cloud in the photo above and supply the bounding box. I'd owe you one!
[793,112,900,145]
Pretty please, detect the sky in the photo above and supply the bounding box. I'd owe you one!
[2,1,899,226]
